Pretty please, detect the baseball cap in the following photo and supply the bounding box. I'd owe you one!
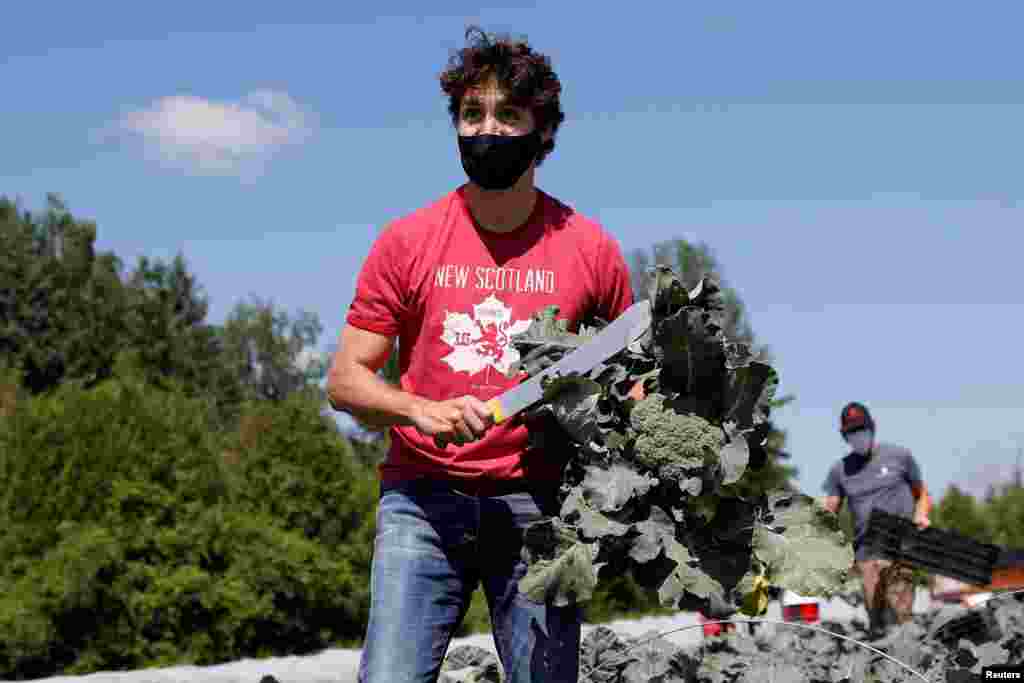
[840,402,875,435]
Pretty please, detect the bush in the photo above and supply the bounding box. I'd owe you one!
[0,358,378,678]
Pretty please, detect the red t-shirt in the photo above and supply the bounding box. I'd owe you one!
[346,185,634,483]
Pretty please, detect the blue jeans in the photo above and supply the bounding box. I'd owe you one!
[357,479,582,683]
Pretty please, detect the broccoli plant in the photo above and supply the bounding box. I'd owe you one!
[510,265,853,618]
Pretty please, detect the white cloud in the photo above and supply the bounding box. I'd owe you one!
[102,90,317,177]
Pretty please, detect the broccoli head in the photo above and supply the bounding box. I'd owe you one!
[629,393,724,485]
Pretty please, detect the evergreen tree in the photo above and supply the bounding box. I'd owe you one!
[0,194,129,393]
[219,295,327,404]
[124,253,243,420]
[932,484,991,542]
[983,486,1024,549]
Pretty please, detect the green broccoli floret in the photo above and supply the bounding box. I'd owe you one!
[629,393,723,483]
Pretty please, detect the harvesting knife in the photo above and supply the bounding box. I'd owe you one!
[486,298,652,423]
[435,299,652,448]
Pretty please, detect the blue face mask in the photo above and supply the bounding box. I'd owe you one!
[846,430,874,454]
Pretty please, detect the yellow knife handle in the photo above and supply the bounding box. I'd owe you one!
[486,398,505,424]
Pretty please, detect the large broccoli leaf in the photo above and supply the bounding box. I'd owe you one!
[721,355,778,430]
[518,518,600,606]
[621,631,697,683]
[517,373,624,457]
[646,264,691,316]
[628,506,726,609]
[535,374,604,444]
[719,422,750,485]
[579,462,657,515]
[506,305,603,377]
[580,625,699,683]
[560,488,631,541]
[579,627,638,683]
[653,306,725,404]
[752,491,854,597]
[439,646,503,683]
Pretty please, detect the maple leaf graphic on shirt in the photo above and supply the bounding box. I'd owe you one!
[440,294,532,375]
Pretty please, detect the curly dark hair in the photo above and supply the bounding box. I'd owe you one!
[439,26,565,166]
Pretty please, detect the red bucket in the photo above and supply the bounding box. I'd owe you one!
[699,612,736,636]
[782,602,820,623]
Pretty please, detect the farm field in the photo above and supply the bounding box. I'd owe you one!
[13,589,1023,683]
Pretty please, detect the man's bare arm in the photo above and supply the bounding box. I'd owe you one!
[326,324,492,442]
[326,325,419,428]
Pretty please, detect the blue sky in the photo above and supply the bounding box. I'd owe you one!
[3,2,1023,502]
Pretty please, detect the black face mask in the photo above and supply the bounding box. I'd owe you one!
[457,130,543,191]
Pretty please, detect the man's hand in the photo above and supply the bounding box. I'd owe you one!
[410,395,495,447]
[820,495,843,515]
[913,511,930,529]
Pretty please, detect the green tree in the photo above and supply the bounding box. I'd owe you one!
[0,354,378,678]
[123,262,330,424]
[0,194,129,394]
[932,485,991,542]
[123,253,244,421]
[219,295,328,404]
[0,195,248,422]
[982,486,1024,549]
[929,479,1024,552]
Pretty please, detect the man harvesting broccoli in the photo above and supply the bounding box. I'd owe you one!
[326,27,634,683]
[821,402,932,636]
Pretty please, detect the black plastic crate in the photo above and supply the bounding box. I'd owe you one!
[932,610,1003,647]
[862,509,1001,586]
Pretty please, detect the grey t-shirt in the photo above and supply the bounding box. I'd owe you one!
[822,441,923,560]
